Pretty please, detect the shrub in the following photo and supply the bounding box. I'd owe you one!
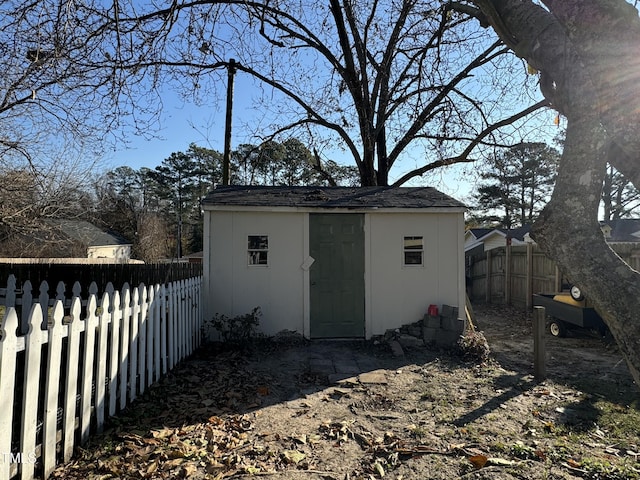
[207,306,262,343]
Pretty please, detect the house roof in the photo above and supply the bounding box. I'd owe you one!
[600,219,640,242]
[501,225,532,242]
[467,228,493,240]
[464,225,534,252]
[202,186,466,210]
[472,225,532,242]
[48,219,131,247]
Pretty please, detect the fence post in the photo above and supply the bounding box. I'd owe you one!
[153,285,162,382]
[20,303,44,480]
[0,308,18,480]
[95,293,110,434]
[526,243,533,310]
[159,284,168,376]
[4,274,17,309]
[21,279,33,335]
[129,287,140,403]
[534,306,546,381]
[38,280,50,330]
[119,286,131,411]
[138,285,148,395]
[167,282,176,370]
[80,292,98,446]
[145,285,155,388]
[63,297,82,463]
[505,244,511,305]
[485,249,492,304]
[109,288,121,417]
[43,302,64,478]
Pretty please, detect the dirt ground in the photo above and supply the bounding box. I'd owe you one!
[53,304,639,480]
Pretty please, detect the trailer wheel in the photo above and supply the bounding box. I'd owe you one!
[570,285,585,301]
[549,319,566,337]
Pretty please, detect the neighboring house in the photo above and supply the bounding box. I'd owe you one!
[466,220,640,255]
[181,251,203,263]
[202,186,467,339]
[465,225,533,253]
[600,219,640,242]
[47,219,133,262]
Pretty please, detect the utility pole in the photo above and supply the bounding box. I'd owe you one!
[222,58,236,185]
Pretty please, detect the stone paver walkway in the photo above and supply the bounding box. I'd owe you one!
[304,342,393,385]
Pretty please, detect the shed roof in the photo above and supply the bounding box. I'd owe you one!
[203,186,466,210]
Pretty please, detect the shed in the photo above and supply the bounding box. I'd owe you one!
[202,186,467,339]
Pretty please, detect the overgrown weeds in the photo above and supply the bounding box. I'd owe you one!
[202,306,262,343]
[456,328,491,363]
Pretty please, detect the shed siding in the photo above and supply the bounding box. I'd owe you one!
[205,209,464,339]
[207,211,306,336]
[368,213,462,336]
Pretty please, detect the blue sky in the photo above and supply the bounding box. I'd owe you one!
[101,59,558,204]
[106,76,256,172]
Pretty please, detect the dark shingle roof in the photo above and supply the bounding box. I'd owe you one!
[601,219,640,242]
[468,228,493,239]
[49,219,131,246]
[501,225,532,242]
[471,225,532,242]
[203,186,466,209]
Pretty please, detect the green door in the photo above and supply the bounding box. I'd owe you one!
[309,213,365,338]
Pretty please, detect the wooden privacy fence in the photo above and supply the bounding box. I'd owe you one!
[0,261,203,295]
[467,243,640,308]
[0,274,202,480]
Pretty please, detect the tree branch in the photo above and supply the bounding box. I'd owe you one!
[392,99,549,185]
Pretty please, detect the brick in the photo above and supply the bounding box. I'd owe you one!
[388,340,405,357]
[407,324,422,337]
[397,334,424,348]
[422,327,439,343]
[451,319,464,334]
[423,315,441,329]
[441,305,458,320]
[441,316,461,331]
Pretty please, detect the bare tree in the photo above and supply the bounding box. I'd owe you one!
[73,0,551,186]
[457,0,640,386]
[0,149,98,250]
[0,1,134,253]
[2,1,554,192]
[601,165,640,221]
[1,1,118,166]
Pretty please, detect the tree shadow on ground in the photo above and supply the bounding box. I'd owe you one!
[101,338,423,435]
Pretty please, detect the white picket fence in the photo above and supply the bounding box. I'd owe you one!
[0,274,202,480]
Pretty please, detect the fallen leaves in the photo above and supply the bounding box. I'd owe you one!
[282,449,306,464]
[468,454,488,469]
[49,327,640,480]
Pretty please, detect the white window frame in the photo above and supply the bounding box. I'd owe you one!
[403,235,424,266]
[247,234,269,266]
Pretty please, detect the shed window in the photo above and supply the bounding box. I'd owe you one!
[248,235,269,265]
[403,236,423,266]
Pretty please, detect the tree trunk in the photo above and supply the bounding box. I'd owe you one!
[471,0,640,386]
[534,116,640,386]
